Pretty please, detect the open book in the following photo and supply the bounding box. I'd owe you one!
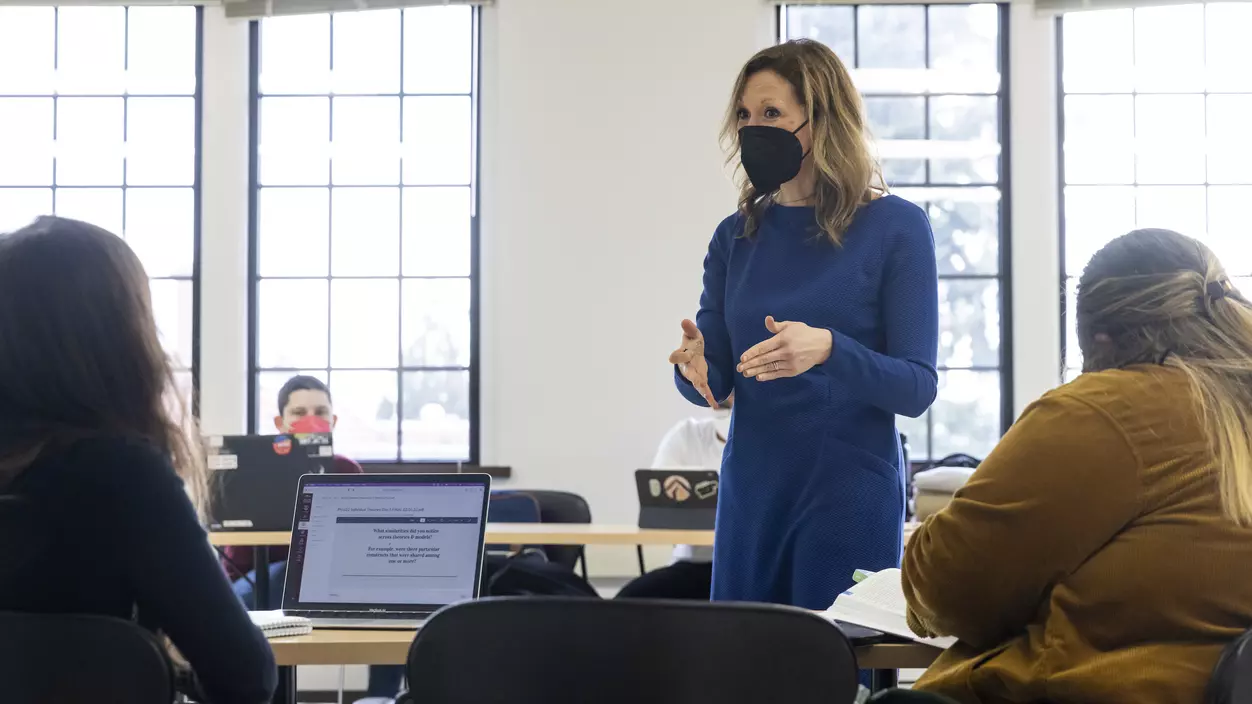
[824,568,956,649]
[249,611,313,639]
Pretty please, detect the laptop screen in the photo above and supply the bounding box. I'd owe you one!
[283,477,488,610]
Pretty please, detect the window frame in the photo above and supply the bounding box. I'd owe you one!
[778,2,1015,462]
[1055,5,1252,379]
[244,9,481,465]
[0,5,204,414]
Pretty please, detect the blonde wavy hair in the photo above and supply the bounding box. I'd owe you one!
[1077,228,1252,525]
[721,39,886,244]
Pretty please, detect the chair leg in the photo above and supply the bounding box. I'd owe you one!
[272,665,297,704]
[870,669,898,693]
[636,545,646,575]
[254,546,271,611]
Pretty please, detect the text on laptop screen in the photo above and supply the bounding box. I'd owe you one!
[288,482,485,606]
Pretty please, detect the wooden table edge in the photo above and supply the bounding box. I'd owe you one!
[211,524,718,547]
[267,630,941,669]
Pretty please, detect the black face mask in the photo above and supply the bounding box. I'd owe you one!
[738,120,809,194]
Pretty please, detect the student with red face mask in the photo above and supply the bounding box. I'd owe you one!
[224,376,362,605]
[226,376,404,704]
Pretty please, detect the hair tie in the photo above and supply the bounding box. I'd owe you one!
[1207,280,1229,301]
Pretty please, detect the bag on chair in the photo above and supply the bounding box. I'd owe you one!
[481,552,600,598]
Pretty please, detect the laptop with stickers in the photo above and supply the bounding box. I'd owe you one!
[207,433,334,532]
[635,469,719,530]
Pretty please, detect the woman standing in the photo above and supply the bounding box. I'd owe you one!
[670,39,938,608]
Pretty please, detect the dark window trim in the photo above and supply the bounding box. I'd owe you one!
[192,5,205,415]
[244,9,481,466]
[1055,17,1070,376]
[997,1,1015,433]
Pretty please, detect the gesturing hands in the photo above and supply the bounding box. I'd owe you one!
[737,316,833,382]
[669,319,719,409]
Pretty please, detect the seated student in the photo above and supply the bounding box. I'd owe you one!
[0,217,276,703]
[226,376,402,704]
[902,228,1252,704]
[225,375,362,609]
[615,395,731,600]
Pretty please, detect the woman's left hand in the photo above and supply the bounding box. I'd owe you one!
[737,316,833,381]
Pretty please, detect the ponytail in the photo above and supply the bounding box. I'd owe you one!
[1172,278,1252,526]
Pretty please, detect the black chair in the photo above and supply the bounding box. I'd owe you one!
[0,612,175,704]
[402,597,859,704]
[1206,628,1252,704]
[486,490,543,555]
[522,490,592,576]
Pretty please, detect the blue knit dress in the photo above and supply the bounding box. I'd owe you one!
[675,195,939,609]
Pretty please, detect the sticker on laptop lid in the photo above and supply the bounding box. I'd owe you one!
[317,445,333,457]
[273,435,292,456]
[694,479,718,500]
[663,475,692,502]
[294,432,331,446]
[207,454,239,471]
[221,519,254,529]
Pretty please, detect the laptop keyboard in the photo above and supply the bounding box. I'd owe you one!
[287,610,434,620]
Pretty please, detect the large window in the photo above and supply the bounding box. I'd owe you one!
[0,6,200,405]
[250,7,478,462]
[783,3,1009,462]
[1060,4,1252,380]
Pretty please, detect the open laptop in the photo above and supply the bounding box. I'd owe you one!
[207,433,334,532]
[635,469,718,530]
[280,472,491,629]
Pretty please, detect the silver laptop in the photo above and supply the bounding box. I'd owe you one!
[279,472,491,629]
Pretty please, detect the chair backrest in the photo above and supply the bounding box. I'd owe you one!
[1206,629,1252,704]
[486,491,543,554]
[488,491,544,523]
[406,598,859,704]
[0,612,175,704]
[522,490,591,570]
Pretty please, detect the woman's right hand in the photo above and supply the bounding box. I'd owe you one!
[669,319,719,409]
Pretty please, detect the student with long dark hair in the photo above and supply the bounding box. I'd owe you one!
[0,217,276,703]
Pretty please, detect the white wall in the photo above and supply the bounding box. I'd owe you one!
[478,0,776,571]
[1007,1,1061,416]
[200,0,1062,578]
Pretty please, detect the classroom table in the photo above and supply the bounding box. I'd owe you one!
[215,523,919,609]
[212,522,921,548]
[210,523,719,548]
[266,628,942,704]
[213,524,718,607]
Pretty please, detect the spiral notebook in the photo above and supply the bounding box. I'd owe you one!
[249,611,313,639]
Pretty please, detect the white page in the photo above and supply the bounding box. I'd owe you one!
[825,568,956,649]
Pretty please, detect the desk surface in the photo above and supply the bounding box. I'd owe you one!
[211,523,717,548]
[268,628,941,669]
[214,522,918,548]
